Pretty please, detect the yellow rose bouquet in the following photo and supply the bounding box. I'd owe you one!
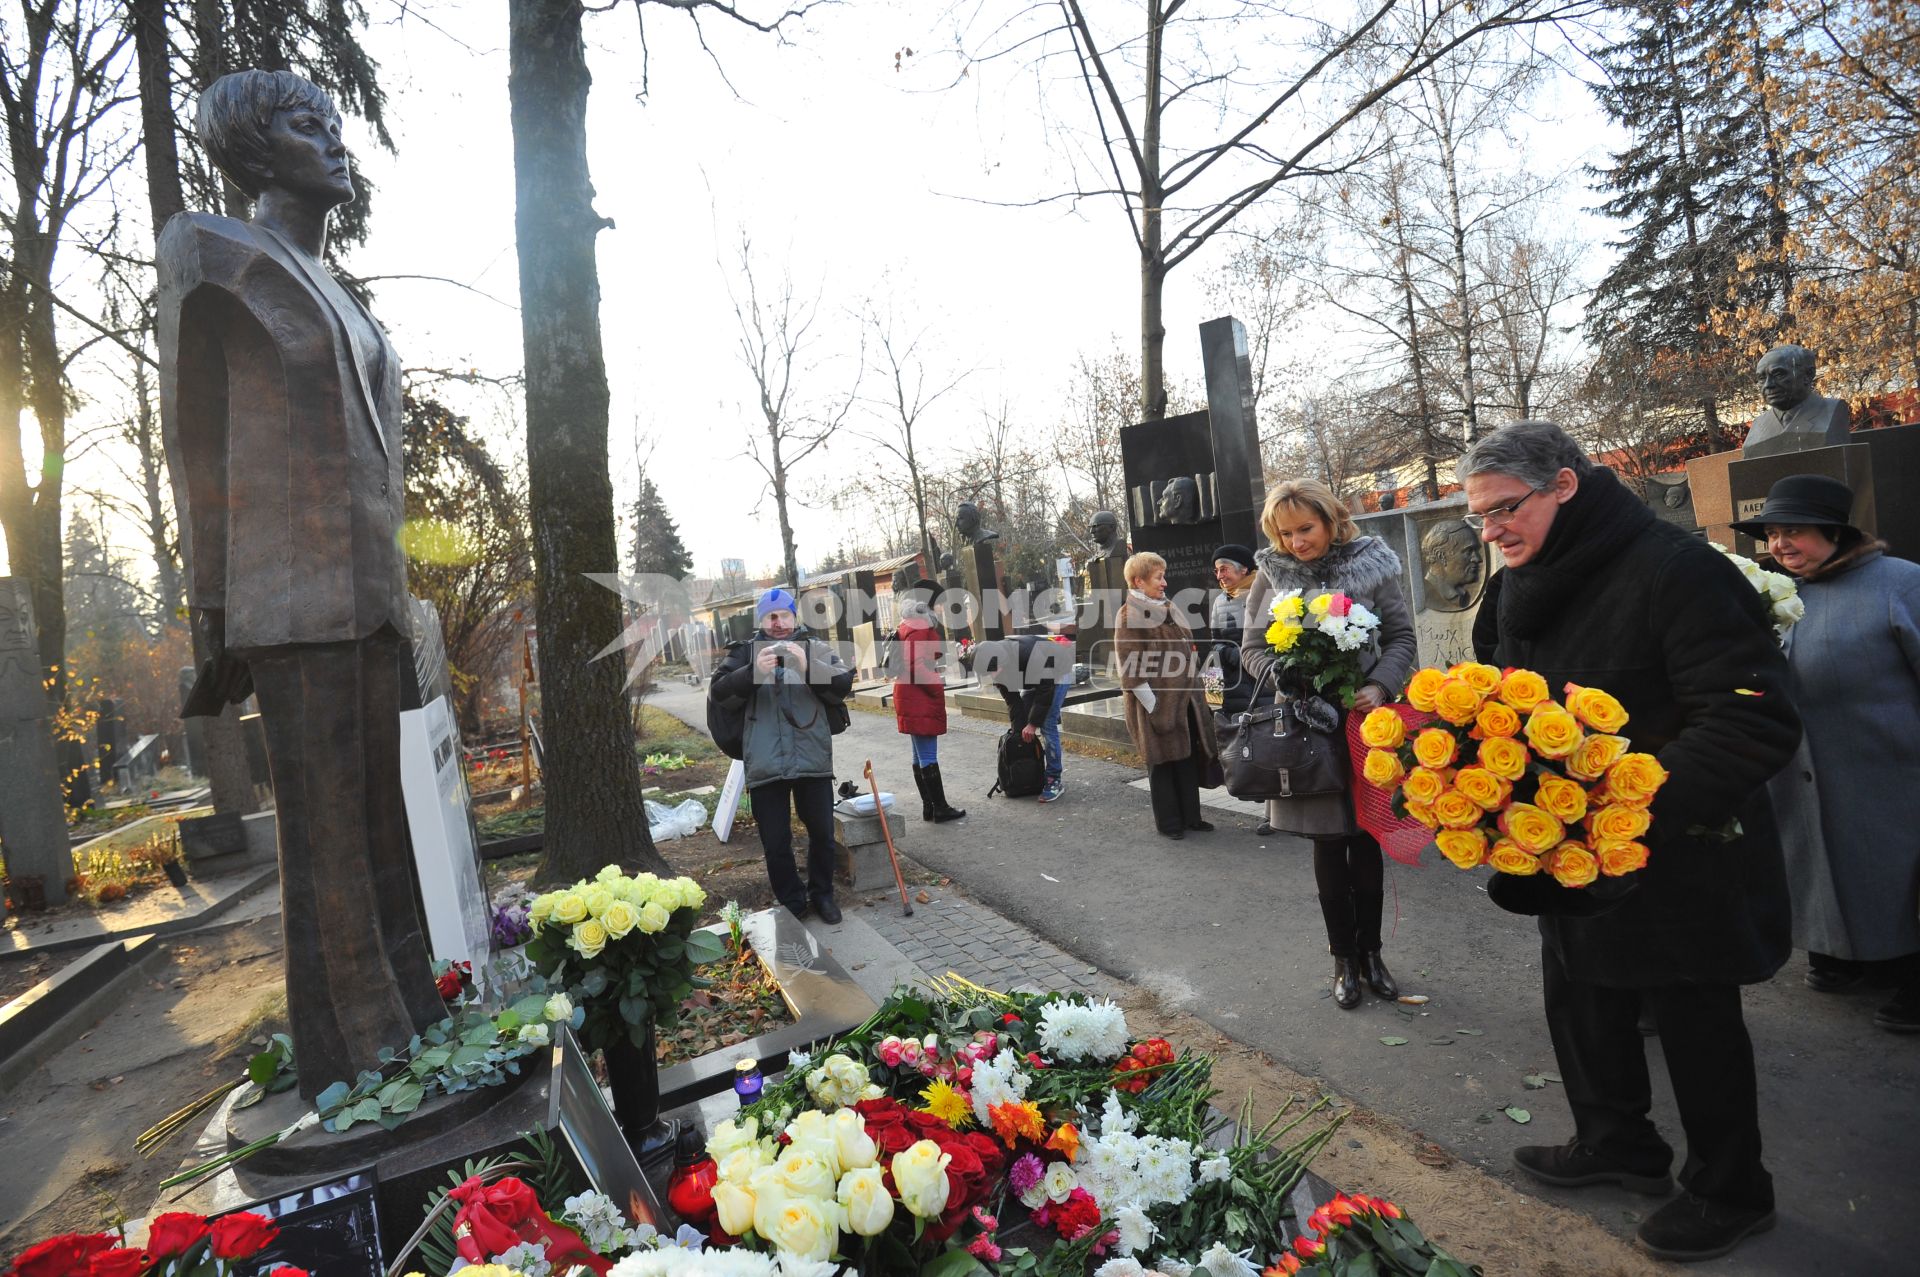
[525,865,725,1053]
[1357,664,1668,888]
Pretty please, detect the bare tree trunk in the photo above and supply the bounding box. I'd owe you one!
[129,354,183,620]
[509,0,668,879]
[1138,0,1168,422]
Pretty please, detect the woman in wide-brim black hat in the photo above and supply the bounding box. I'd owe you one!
[1736,474,1920,1033]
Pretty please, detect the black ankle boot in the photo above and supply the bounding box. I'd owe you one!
[911,764,934,821]
[1332,957,1363,1009]
[1359,950,1398,1000]
[924,763,967,823]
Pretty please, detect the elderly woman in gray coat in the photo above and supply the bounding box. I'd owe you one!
[1241,479,1417,1009]
[1738,475,1920,1033]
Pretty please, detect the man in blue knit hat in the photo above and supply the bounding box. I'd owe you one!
[708,587,854,923]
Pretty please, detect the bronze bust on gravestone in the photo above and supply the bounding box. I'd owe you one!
[1418,519,1485,612]
[157,70,441,1101]
[1156,475,1200,525]
[1742,344,1852,459]
[955,500,999,546]
[1088,510,1128,561]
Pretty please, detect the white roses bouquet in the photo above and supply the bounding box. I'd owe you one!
[1721,547,1804,641]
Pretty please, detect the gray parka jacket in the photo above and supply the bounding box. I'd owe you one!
[710,632,854,789]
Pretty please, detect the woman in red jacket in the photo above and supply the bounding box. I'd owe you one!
[893,579,966,822]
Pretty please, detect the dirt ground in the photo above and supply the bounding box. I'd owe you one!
[0,915,287,1254]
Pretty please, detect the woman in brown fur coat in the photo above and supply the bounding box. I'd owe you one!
[1116,551,1220,840]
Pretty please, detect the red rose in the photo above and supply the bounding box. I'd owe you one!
[86,1250,151,1277]
[207,1213,278,1261]
[1001,1013,1021,1024]
[853,1098,916,1156]
[142,1215,207,1260]
[269,1269,310,1277]
[904,1109,952,1138]
[436,969,464,999]
[1026,1051,1048,1069]
[958,1131,1006,1183]
[924,1141,986,1244]
[9,1234,117,1277]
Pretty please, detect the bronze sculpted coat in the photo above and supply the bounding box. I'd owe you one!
[158,212,410,652]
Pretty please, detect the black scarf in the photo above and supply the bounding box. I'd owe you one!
[1493,468,1655,643]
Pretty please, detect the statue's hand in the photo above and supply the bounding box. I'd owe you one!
[191,607,254,706]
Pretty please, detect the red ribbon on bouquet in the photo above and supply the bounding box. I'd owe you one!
[448,1176,611,1276]
[1347,705,1437,867]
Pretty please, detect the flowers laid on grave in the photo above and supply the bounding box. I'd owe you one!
[1262,590,1382,706]
[524,867,727,1054]
[1359,664,1668,887]
[1720,547,1804,641]
[0,1209,290,1277]
[682,976,1346,1275]
[1259,1190,1474,1277]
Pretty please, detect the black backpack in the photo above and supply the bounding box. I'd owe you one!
[989,728,1047,798]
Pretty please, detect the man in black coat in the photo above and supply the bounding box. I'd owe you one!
[1462,423,1800,1264]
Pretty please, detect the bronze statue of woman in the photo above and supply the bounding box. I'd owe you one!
[158,70,442,1100]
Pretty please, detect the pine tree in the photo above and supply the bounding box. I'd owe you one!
[1585,0,1797,444]
[630,472,693,589]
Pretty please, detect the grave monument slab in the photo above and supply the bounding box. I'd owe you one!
[1353,496,1490,670]
[0,577,70,907]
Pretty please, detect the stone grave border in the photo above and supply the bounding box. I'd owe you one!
[0,933,165,1090]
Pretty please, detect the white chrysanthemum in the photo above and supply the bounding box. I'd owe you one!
[968,1049,1031,1126]
[1113,1204,1158,1256]
[1036,997,1130,1063]
[1197,1154,1232,1184]
[1195,1242,1260,1277]
[1153,1261,1193,1277]
[1347,602,1380,630]
[1095,1260,1151,1277]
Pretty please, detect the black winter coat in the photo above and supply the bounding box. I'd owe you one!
[1473,472,1801,988]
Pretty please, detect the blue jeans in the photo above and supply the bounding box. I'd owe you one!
[1041,680,1069,780]
[910,734,940,767]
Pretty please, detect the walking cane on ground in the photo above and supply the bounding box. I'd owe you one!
[863,759,914,917]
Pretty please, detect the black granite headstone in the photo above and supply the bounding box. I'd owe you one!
[1119,316,1265,625]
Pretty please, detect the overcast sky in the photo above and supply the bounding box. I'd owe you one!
[35,0,1621,589]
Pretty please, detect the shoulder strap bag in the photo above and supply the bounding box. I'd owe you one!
[1219,665,1347,800]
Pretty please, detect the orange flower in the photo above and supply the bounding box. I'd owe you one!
[1596,840,1651,876]
[1433,678,1484,726]
[1436,828,1488,870]
[1402,766,1448,806]
[1404,800,1440,829]
[1450,662,1505,696]
[1478,736,1529,782]
[1523,705,1584,759]
[1453,766,1512,811]
[1565,733,1629,782]
[1475,700,1522,739]
[1498,802,1564,853]
[1045,1122,1079,1163]
[1586,803,1651,843]
[1359,706,1406,750]
[1499,668,1551,712]
[1606,753,1670,805]
[1405,667,1448,713]
[1263,1257,1303,1277]
[1363,748,1405,788]
[1545,843,1600,888]
[1534,774,1590,825]
[1487,838,1542,875]
[1433,789,1485,831]
[1563,682,1630,733]
[1412,728,1460,770]
[989,1100,1046,1145]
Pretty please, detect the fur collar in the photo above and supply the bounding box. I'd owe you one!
[1801,537,1887,584]
[1253,535,1401,596]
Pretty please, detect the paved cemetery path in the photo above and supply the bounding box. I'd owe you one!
[656,679,1919,1273]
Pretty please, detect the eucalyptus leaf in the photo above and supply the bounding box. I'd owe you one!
[581,969,610,997]
[350,1097,383,1123]
[315,1080,351,1113]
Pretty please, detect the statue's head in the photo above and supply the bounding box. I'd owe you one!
[1756,344,1817,412]
[1089,510,1119,546]
[199,70,351,209]
[1421,520,1481,579]
[1157,476,1198,523]
[0,583,31,653]
[955,501,981,536]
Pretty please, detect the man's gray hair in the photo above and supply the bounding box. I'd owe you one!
[1455,421,1594,490]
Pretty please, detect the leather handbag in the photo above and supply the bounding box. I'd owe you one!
[1219,668,1347,800]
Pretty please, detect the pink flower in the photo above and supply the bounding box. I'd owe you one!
[877,1037,906,1068]
[1328,593,1352,617]
[900,1040,922,1064]
[971,1205,999,1231]
[1008,1152,1045,1196]
[967,1235,1003,1263]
